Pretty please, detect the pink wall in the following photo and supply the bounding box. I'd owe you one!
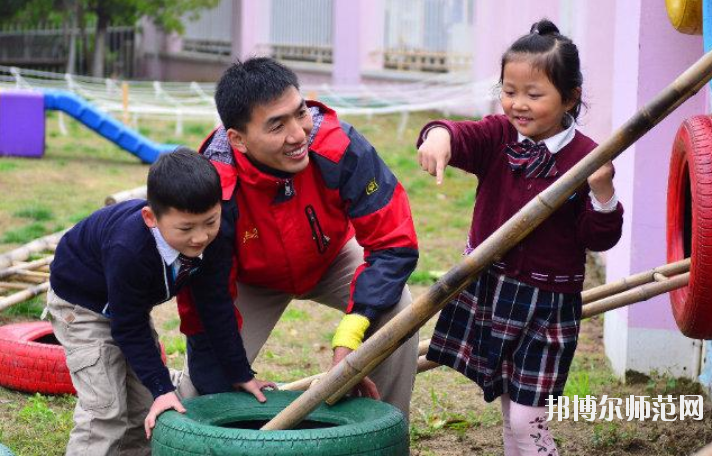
[608,0,705,330]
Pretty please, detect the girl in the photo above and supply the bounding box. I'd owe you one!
[417,19,623,456]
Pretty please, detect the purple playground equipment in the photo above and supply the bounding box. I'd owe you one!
[0,91,45,159]
[0,90,174,163]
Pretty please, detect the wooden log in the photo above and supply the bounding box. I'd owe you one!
[11,270,50,279]
[0,230,67,270]
[0,281,36,290]
[261,49,712,431]
[0,281,49,311]
[105,186,147,206]
[0,256,54,280]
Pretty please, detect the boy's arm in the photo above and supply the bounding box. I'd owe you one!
[104,247,174,399]
[188,198,254,386]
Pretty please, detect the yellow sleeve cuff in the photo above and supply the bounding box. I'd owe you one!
[331,314,371,351]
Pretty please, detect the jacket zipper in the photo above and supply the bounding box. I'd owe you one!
[305,205,330,254]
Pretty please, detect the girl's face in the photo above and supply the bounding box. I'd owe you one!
[500,59,577,142]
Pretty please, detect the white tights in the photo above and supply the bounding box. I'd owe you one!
[501,394,559,456]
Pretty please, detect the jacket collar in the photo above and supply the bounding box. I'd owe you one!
[202,100,351,198]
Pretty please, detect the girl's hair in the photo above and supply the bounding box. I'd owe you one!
[500,19,585,120]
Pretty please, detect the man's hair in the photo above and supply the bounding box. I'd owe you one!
[215,57,300,131]
[147,147,221,218]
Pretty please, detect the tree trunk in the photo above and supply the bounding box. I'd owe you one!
[65,0,78,74]
[92,12,109,77]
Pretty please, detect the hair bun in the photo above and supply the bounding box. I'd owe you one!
[530,19,559,36]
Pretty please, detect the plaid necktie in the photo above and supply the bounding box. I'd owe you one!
[505,139,559,179]
[175,254,201,289]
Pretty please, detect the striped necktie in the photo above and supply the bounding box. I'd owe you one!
[175,254,200,289]
[505,139,559,179]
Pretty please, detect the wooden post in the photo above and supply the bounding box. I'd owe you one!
[122,81,130,125]
[105,186,147,206]
[0,256,54,280]
[261,49,712,431]
[0,282,49,312]
[0,230,67,270]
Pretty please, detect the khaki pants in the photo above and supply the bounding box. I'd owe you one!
[178,237,419,417]
[47,289,155,456]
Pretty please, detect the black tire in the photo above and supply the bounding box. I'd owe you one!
[152,390,408,455]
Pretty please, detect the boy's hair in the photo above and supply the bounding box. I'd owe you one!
[147,147,221,218]
[500,19,585,120]
[215,57,300,132]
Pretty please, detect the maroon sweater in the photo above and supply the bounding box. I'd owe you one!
[418,115,623,294]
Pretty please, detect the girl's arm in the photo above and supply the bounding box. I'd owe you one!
[576,162,624,251]
[416,116,509,182]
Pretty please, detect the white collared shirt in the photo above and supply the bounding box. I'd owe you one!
[518,116,618,213]
[150,227,203,278]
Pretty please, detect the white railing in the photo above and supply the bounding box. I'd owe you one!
[0,64,497,138]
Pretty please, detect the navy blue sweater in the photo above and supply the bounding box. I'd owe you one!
[50,199,253,398]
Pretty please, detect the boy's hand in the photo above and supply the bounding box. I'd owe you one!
[588,161,615,205]
[144,391,186,439]
[234,378,278,403]
[331,346,381,400]
[417,127,452,185]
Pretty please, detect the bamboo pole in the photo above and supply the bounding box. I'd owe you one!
[262,49,712,431]
[414,272,691,375]
[580,258,689,302]
[0,281,49,311]
[0,230,67,270]
[11,270,50,279]
[581,272,689,319]
[285,269,691,390]
[105,186,147,206]
[0,256,54,280]
[0,281,36,290]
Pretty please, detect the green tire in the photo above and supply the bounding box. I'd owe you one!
[152,390,408,456]
[0,443,15,456]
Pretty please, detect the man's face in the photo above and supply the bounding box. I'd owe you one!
[227,86,314,174]
[142,204,221,258]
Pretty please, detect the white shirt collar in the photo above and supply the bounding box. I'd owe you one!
[517,114,576,154]
[151,227,180,266]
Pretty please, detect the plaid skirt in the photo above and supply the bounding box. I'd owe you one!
[427,268,582,407]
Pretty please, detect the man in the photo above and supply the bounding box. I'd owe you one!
[178,57,419,416]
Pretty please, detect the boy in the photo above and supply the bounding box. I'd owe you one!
[48,148,272,455]
[177,58,420,416]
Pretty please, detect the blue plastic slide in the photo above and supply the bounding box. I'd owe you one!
[43,90,175,164]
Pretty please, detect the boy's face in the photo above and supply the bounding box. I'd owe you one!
[141,203,221,258]
[226,86,314,174]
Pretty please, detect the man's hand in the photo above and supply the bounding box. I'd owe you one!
[332,346,381,400]
[144,391,186,439]
[234,377,278,403]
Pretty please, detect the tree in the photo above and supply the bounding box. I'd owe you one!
[1,0,220,77]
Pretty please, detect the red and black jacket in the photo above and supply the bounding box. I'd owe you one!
[177,101,418,335]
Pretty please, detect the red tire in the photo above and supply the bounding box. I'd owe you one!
[0,321,75,395]
[667,115,712,339]
[0,321,168,395]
